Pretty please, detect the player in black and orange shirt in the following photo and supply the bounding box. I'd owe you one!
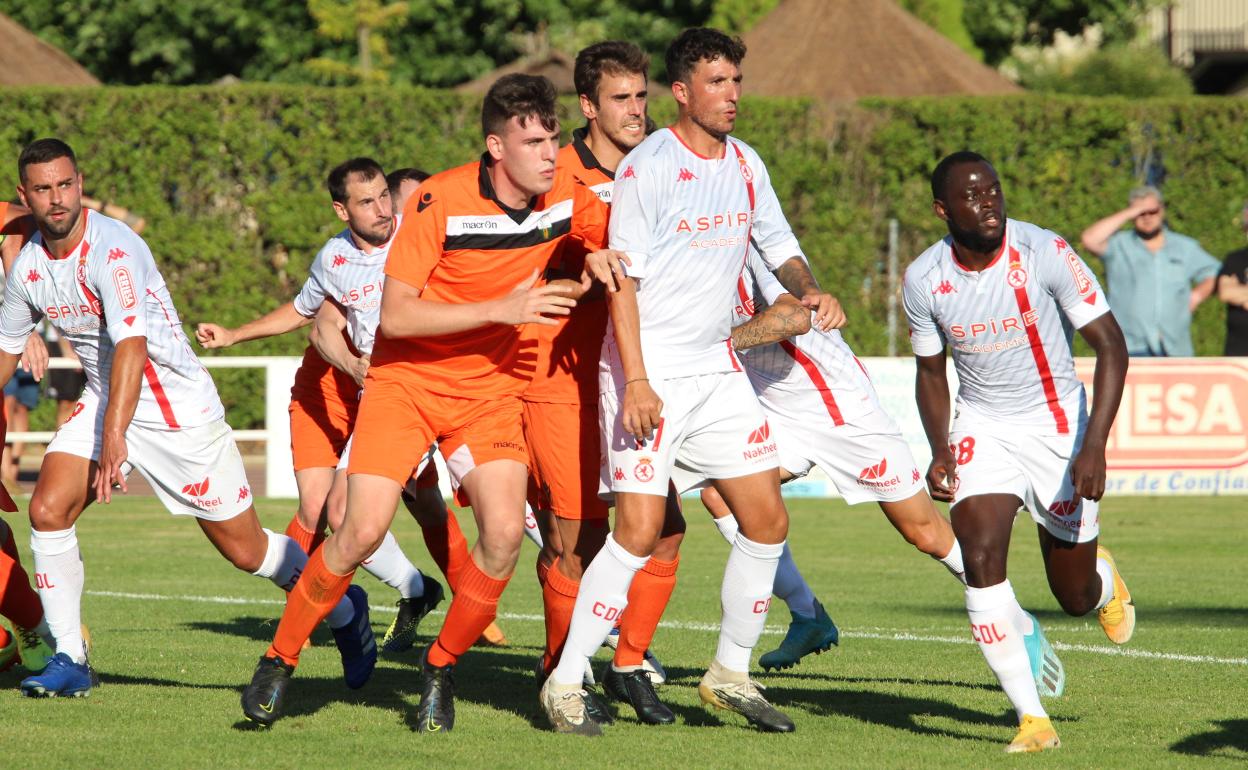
[243,74,608,731]
[526,41,685,728]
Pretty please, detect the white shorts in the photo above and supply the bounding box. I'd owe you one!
[602,370,778,497]
[47,392,253,521]
[949,406,1099,543]
[759,386,925,505]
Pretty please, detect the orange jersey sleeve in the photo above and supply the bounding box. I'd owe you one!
[386,177,448,292]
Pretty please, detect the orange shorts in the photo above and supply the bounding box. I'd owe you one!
[348,377,527,490]
[522,400,609,521]
[289,390,357,472]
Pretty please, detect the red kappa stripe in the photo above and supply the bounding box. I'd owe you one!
[779,340,844,426]
[143,360,181,429]
[1008,247,1069,434]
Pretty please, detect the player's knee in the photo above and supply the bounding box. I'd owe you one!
[960,548,1006,586]
[27,492,74,531]
[902,520,943,557]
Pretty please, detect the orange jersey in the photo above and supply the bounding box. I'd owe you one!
[0,201,36,258]
[289,341,359,405]
[523,134,615,405]
[374,154,607,398]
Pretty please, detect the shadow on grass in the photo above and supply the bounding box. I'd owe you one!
[772,684,1014,743]
[1171,719,1248,760]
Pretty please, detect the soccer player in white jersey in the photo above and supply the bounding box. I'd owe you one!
[698,249,1064,697]
[2,139,374,698]
[541,28,842,735]
[903,151,1134,753]
[199,159,445,656]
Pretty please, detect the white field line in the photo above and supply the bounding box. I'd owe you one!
[85,589,1248,667]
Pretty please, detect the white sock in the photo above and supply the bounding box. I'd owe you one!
[524,505,544,548]
[966,581,1045,720]
[551,534,647,686]
[715,534,783,673]
[938,540,968,584]
[250,529,355,629]
[1095,555,1115,610]
[773,543,816,618]
[30,527,87,664]
[361,531,424,599]
[712,514,739,545]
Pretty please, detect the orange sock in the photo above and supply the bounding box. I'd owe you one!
[614,556,678,668]
[421,509,471,593]
[267,548,354,666]
[540,558,578,674]
[426,557,508,668]
[0,528,43,629]
[284,514,325,555]
[536,557,550,588]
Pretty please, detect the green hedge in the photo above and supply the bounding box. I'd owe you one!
[2,87,1245,428]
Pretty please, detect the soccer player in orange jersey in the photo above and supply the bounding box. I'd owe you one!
[529,41,681,725]
[242,74,608,732]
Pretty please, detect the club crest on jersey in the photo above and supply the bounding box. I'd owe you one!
[737,156,754,183]
[1007,266,1028,289]
[537,214,552,240]
[633,457,655,482]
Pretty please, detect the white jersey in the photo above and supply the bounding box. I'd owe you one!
[602,128,806,385]
[736,250,881,424]
[903,218,1110,433]
[292,217,399,355]
[0,211,223,429]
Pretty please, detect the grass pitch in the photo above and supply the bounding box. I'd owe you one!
[3,495,1246,768]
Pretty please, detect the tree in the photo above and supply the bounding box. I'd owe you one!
[1018,44,1194,97]
[306,0,410,84]
[964,0,1163,65]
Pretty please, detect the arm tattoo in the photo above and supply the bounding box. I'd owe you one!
[731,298,811,350]
[774,257,820,298]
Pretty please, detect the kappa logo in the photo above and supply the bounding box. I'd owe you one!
[331,254,347,268]
[620,165,636,180]
[25,269,40,284]
[1007,266,1028,289]
[912,468,921,483]
[747,422,771,444]
[182,478,210,497]
[633,457,655,482]
[614,468,625,482]
[932,280,957,295]
[676,168,697,183]
[859,458,888,480]
[1048,499,1079,517]
[416,192,435,213]
[237,486,251,503]
[107,247,127,262]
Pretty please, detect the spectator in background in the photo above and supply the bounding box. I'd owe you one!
[1217,202,1248,356]
[2,340,40,486]
[1081,185,1220,356]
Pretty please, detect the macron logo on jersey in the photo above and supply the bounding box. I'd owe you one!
[676,168,697,183]
[416,192,435,213]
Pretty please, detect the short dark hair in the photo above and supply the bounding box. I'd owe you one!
[327,157,385,204]
[665,27,746,85]
[930,151,991,202]
[18,138,78,182]
[574,41,649,104]
[386,167,431,199]
[481,74,560,138]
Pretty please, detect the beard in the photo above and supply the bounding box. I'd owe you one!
[1135,225,1162,240]
[42,204,81,239]
[948,218,1004,255]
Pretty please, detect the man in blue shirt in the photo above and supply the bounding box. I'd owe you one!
[1081,186,1219,356]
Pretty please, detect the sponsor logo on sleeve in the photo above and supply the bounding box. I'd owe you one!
[113,267,137,309]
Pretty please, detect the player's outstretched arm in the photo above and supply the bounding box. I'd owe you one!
[195,301,311,349]
[312,300,368,387]
[915,351,957,502]
[1070,313,1128,502]
[1079,201,1151,258]
[378,269,577,339]
[773,257,845,332]
[730,294,811,350]
[95,337,145,504]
